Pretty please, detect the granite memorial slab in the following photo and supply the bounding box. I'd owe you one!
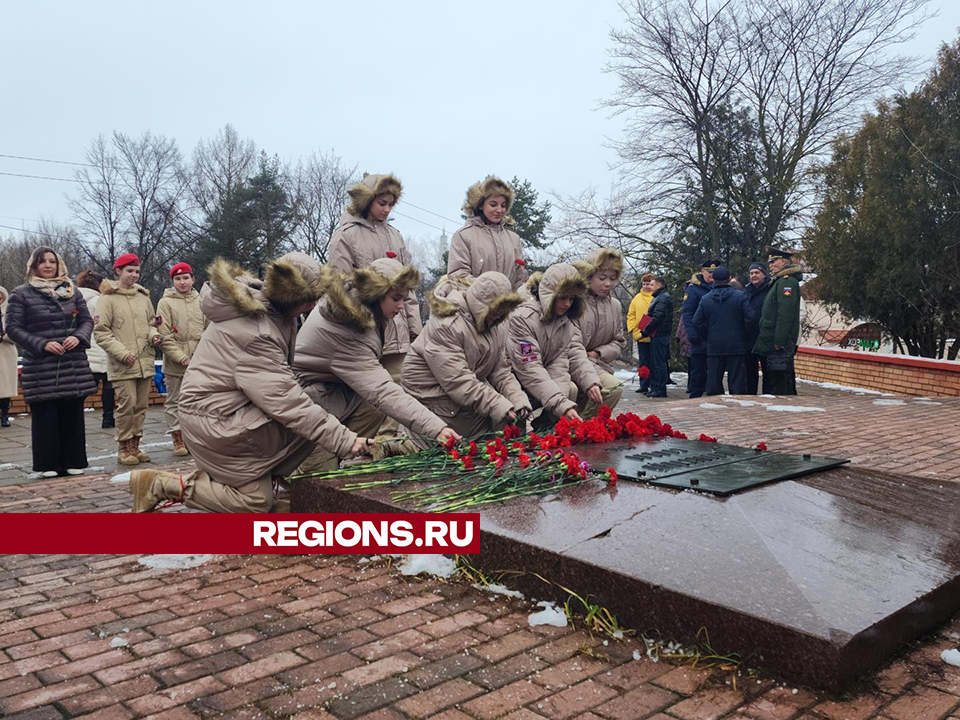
[292,437,960,689]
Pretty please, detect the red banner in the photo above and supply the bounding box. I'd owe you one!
[0,513,480,554]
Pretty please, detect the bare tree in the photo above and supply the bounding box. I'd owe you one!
[190,124,257,217]
[288,150,359,262]
[69,134,124,270]
[558,0,930,270]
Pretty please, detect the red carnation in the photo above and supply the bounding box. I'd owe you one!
[467,441,478,457]
[515,258,526,266]
[605,467,618,486]
[444,436,457,451]
[71,309,79,317]
[503,424,522,441]
[698,434,718,443]
[756,442,768,451]
[385,251,397,258]
[461,456,475,471]
[518,453,531,468]
[637,366,651,380]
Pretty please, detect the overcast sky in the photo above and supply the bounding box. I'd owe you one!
[2,1,959,245]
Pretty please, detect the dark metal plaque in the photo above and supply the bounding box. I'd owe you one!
[573,437,848,496]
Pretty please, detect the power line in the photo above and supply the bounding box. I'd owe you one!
[0,223,64,238]
[0,153,95,168]
[403,201,459,226]
[0,171,78,183]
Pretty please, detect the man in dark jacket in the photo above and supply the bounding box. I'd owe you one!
[692,267,755,395]
[742,262,772,394]
[639,275,673,398]
[753,247,803,395]
[680,259,717,398]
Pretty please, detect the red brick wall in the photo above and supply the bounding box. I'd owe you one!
[8,383,165,415]
[795,346,960,397]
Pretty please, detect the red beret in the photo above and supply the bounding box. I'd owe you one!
[114,253,140,269]
[170,262,193,278]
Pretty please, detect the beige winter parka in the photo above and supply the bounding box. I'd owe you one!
[76,287,108,375]
[448,217,528,293]
[93,281,160,381]
[293,259,446,441]
[402,272,529,424]
[0,286,18,399]
[157,287,207,378]
[328,173,421,356]
[508,264,601,417]
[572,249,627,374]
[178,254,354,488]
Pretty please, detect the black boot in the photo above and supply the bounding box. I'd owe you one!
[101,411,115,429]
[0,398,9,427]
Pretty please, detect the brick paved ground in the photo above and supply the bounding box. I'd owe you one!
[1,383,960,718]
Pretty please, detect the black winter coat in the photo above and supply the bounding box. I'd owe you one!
[680,276,713,354]
[742,277,771,350]
[691,285,756,356]
[642,288,674,338]
[5,284,97,404]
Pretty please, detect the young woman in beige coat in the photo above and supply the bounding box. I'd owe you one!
[76,270,115,429]
[93,254,161,465]
[0,286,19,427]
[508,263,602,429]
[572,248,626,418]
[402,271,530,445]
[128,252,374,514]
[156,262,207,457]
[328,174,421,383]
[293,258,459,471]
[448,177,528,292]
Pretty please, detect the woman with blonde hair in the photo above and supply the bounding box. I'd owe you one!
[4,247,96,475]
[448,176,528,292]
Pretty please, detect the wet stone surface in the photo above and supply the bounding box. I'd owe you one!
[294,440,960,690]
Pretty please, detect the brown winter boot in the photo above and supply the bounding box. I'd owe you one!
[171,431,189,457]
[118,438,140,466]
[133,436,151,463]
[129,470,183,513]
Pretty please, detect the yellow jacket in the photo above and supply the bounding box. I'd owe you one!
[627,290,654,342]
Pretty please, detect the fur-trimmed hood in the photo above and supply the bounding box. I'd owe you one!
[99,279,150,297]
[161,286,200,301]
[773,263,804,281]
[573,248,624,282]
[345,173,403,218]
[319,259,419,331]
[428,271,522,334]
[462,176,515,220]
[688,272,711,288]
[202,252,323,322]
[526,263,587,322]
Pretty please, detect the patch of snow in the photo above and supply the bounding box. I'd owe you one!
[942,649,960,667]
[0,463,14,470]
[110,471,132,484]
[915,400,943,406]
[765,405,826,413]
[872,399,905,406]
[84,407,94,412]
[396,554,457,578]
[632,650,642,661]
[698,403,728,409]
[614,369,640,382]
[138,554,215,570]
[358,555,381,564]
[798,378,889,395]
[722,398,767,407]
[476,582,524,599]
[759,394,777,398]
[528,601,568,628]
[780,430,812,437]
[110,636,128,648]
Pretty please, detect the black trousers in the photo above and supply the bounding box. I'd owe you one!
[743,353,771,395]
[636,341,652,391]
[687,354,708,398]
[30,398,88,473]
[706,355,746,396]
[93,373,115,417]
[768,367,797,396]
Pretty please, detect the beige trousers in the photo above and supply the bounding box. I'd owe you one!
[409,406,497,450]
[577,371,624,419]
[164,374,183,433]
[182,436,315,513]
[376,353,406,436]
[298,399,386,474]
[114,378,151,441]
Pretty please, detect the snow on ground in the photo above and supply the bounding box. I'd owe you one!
[614,369,640,383]
[475,582,525,599]
[528,601,568,627]
[873,399,905,406]
[698,403,728,410]
[396,554,457,578]
[942,649,960,667]
[138,554,215,570]
[798,379,893,396]
[110,471,132,484]
[722,398,766,407]
[110,636,129,648]
[915,400,943,406]
[765,405,826,413]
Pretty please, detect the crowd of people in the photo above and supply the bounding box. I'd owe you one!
[0,174,803,513]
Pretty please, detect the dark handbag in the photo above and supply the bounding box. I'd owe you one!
[766,349,793,373]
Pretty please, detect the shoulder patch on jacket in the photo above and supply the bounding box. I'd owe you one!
[518,341,533,356]
[683,294,688,301]
[782,286,793,296]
